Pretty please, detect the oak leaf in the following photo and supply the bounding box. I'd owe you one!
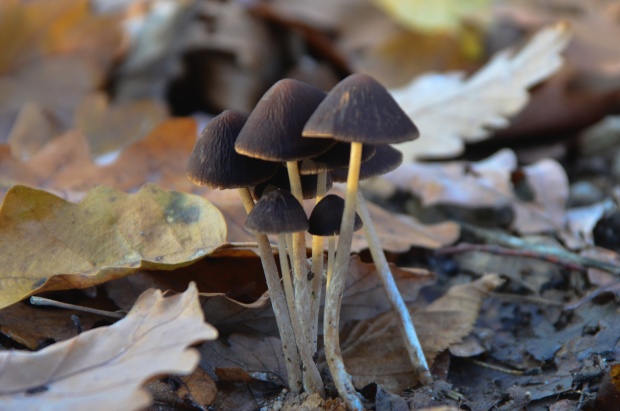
[0,184,226,309]
[0,282,217,411]
[340,274,503,391]
[391,23,570,160]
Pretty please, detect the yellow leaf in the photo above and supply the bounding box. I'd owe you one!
[0,282,217,411]
[0,184,227,309]
[373,0,492,32]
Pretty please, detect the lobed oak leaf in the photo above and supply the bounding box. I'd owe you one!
[390,23,570,160]
[0,282,217,411]
[340,274,503,392]
[0,184,226,309]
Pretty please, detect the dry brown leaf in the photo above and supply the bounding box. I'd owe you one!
[385,149,570,234]
[340,255,435,324]
[73,93,168,156]
[340,274,503,391]
[176,367,218,409]
[0,184,226,309]
[0,302,105,350]
[0,283,217,411]
[390,23,570,160]
[6,102,57,159]
[0,118,198,199]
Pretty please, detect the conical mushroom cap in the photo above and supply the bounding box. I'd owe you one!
[252,165,333,200]
[303,73,419,144]
[186,110,278,189]
[245,189,309,234]
[235,79,336,162]
[299,143,376,175]
[331,145,403,182]
[308,194,363,236]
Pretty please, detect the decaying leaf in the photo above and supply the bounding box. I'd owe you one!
[340,274,503,391]
[391,23,570,160]
[0,283,217,411]
[0,184,226,309]
[385,149,570,234]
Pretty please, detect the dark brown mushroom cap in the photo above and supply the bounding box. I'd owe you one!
[245,189,309,234]
[253,165,334,200]
[299,143,376,175]
[308,195,363,236]
[235,79,336,162]
[330,145,403,182]
[186,110,278,189]
[302,73,419,144]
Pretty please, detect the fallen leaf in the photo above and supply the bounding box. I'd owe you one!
[176,367,218,408]
[0,282,217,411]
[0,302,107,350]
[0,118,198,199]
[340,274,503,391]
[0,184,226,309]
[373,0,491,33]
[73,92,168,156]
[6,102,57,159]
[391,23,570,160]
[384,149,570,234]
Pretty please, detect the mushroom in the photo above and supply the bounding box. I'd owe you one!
[300,143,375,350]
[308,195,363,287]
[186,110,302,392]
[333,144,431,383]
[245,188,325,397]
[253,164,334,201]
[302,73,419,410]
[235,79,334,394]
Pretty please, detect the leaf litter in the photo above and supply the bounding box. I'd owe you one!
[1,1,620,410]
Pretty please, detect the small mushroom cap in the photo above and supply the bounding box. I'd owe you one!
[302,73,419,144]
[331,145,403,182]
[299,143,376,175]
[235,79,336,162]
[253,165,333,200]
[308,194,363,236]
[245,189,309,234]
[186,110,278,189]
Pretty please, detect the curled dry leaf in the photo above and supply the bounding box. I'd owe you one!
[0,184,226,309]
[0,283,217,411]
[390,23,570,160]
[340,274,503,392]
[385,149,570,235]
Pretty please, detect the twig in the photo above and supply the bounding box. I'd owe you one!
[467,359,526,376]
[29,296,126,319]
[455,223,620,275]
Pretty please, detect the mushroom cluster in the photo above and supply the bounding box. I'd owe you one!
[187,74,427,410]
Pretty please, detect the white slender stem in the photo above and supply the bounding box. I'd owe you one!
[285,162,313,356]
[237,188,302,392]
[356,192,432,383]
[324,142,364,411]
[278,234,296,322]
[278,234,326,397]
[309,171,327,351]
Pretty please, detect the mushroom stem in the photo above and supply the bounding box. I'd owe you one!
[237,188,303,393]
[309,171,328,350]
[285,161,313,347]
[324,142,364,411]
[327,236,336,284]
[279,234,326,397]
[356,191,432,383]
